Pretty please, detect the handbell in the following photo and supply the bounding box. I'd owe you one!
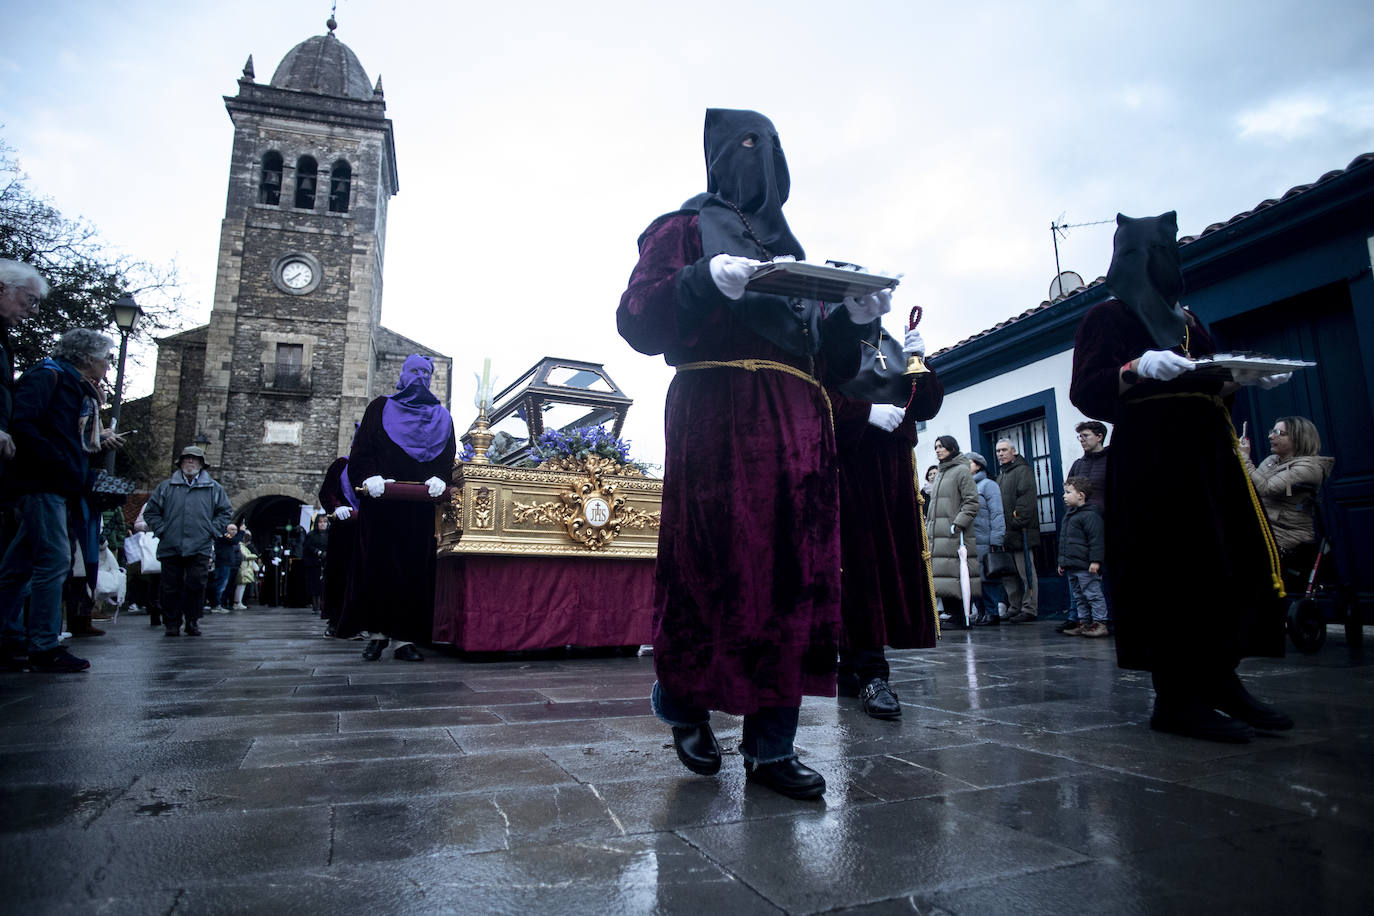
[903,305,931,376]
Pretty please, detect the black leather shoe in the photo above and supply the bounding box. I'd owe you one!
[860,678,902,720]
[670,723,721,775]
[393,644,423,662]
[745,757,826,799]
[1211,672,1294,731]
[184,623,201,636]
[1150,699,1253,743]
[361,638,389,661]
[972,613,999,626]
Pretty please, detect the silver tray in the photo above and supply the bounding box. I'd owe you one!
[1188,353,1317,378]
[746,261,900,301]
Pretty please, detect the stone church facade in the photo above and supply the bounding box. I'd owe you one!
[146,22,451,529]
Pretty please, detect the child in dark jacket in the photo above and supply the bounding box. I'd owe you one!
[1058,477,1108,637]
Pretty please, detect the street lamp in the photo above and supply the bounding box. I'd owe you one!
[106,293,143,472]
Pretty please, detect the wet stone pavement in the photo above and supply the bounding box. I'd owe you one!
[1,606,1372,915]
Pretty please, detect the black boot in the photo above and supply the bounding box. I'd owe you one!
[1150,697,1253,743]
[1211,670,1294,731]
[859,678,902,720]
[670,723,721,775]
[745,757,826,799]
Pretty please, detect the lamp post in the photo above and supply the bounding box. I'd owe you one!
[106,294,143,472]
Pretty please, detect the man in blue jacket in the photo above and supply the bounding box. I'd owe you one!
[142,446,233,637]
[0,328,119,672]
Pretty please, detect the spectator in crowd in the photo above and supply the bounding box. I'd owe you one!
[233,529,258,610]
[1058,420,1113,632]
[1070,209,1293,743]
[966,451,1007,626]
[337,355,455,662]
[142,445,232,637]
[209,522,244,612]
[1057,477,1108,637]
[0,259,47,480]
[0,328,121,672]
[926,435,980,626]
[827,319,944,720]
[1239,416,1334,587]
[130,503,162,627]
[996,438,1040,622]
[617,108,882,800]
[921,464,937,499]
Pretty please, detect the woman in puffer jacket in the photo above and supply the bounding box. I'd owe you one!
[1240,416,1334,581]
[967,451,1006,625]
[926,435,981,625]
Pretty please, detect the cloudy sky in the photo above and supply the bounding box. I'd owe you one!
[3,0,1372,467]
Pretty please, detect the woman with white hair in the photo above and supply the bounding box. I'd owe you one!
[0,328,119,672]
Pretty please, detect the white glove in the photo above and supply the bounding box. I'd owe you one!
[867,404,904,432]
[0,430,14,460]
[903,327,926,356]
[844,289,892,324]
[1234,369,1293,390]
[333,506,352,521]
[708,254,761,300]
[1135,349,1196,381]
[362,475,389,498]
[424,476,447,498]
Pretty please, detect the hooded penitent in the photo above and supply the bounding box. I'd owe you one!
[381,354,452,462]
[1105,211,1186,350]
[690,108,804,261]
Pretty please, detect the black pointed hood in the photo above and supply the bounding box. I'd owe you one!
[1106,211,1186,350]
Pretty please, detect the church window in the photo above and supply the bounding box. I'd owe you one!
[328,160,352,213]
[275,343,304,388]
[259,151,283,205]
[294,155,318,209]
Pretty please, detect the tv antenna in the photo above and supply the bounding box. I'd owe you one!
[1049,214,1113,278]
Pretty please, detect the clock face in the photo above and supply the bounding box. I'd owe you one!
[281,260,314,289]
[584,497,611,528]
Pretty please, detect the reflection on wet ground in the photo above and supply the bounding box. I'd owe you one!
[1,607,1370,913]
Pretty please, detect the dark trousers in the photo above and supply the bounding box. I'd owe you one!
[839,647,889,684]
[160,555,209,629]
[652,681,801,765]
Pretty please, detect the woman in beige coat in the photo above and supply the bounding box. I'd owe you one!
[926,435,981,625]
[1240,416,1334,572]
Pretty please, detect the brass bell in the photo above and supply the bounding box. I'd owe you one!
[903,304,931,377]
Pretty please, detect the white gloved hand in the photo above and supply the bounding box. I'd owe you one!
[424,476,447,498]
[867,404,905,432]
[1234,369,1293,390]
[333,506,352,521]
[362,475,388,498]
[844,288,893,324]
[903,327,926,356]
[0,430,14,460]
[708,254,762,300]
[1135,349,1196,381]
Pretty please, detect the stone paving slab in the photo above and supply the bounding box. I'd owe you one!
[0,605,1369,914]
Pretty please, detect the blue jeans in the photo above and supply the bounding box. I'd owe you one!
[210,564,234,607]
[1066,569,1108,623]
[0,493,72,652]
[651,680,801,765]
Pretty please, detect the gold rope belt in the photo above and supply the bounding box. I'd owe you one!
[911,450,940,638]
[675,359,833,427]
[1130,392,1285,596]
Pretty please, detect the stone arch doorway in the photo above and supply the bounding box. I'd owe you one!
[236,493,310,607]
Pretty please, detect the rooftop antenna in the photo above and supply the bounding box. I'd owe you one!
[1048,214,1113,298]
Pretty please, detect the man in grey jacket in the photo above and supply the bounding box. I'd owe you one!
[142,446,232,637]
[995,439,1040,622]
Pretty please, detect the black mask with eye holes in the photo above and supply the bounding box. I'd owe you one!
[1105,211,1187,350]
[686,108,805,262]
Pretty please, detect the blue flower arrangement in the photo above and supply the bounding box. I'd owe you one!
[532,425,652,475]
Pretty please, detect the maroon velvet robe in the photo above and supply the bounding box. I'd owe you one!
[617,212,868,714]
[317,457,356,627]
[829,374,945,653]
[336,397,456,643]
[1069,300,1284,673]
